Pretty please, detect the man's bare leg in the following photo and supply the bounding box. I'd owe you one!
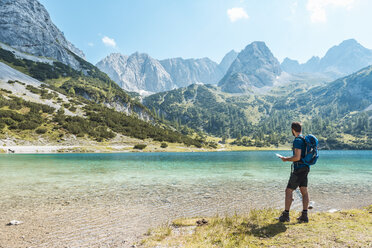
[300,186,309,210]
[285,188,294,211]
[279,187,294,222]
[298,186,310,222]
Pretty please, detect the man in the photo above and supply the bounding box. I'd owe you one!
[278,122,309,223]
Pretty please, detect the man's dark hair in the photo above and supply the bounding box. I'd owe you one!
[291,122,302,132]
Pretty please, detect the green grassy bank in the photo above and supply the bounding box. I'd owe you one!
[140,206,372,247]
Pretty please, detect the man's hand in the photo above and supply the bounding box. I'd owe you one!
[281,149,301,162]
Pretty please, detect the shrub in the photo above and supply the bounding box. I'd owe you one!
[35,127,47,134]
[208,142,218,149]
[0,89,12,94]
[40,92,54,100]
[160,142,168,148]
[133,144,147,150]
[26,85,42,95]
[69,106,77,112]
[41,105,55,114]
[2,118,16,126]
[95,126,116,139]
[18,121,39,130]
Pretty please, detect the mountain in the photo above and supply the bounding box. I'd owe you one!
[160,57,223,87]
[288,65,372,116]
[97,53,225,94]
[303,56,321,72]
[0,44,203,148]
[218,41,282,93]
[144,64,372,149]
[218,50,238,75]
[143,84,258,137]
[0,0,85,70]
[319,39,372,76]
[96,52,174,93]
[281,58,302,74]
[0,0,206,148]
[281,39,372,78]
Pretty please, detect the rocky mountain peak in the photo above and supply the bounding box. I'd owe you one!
[97,52,225,93]
[218,41,281,93]
[160,56,223,87]
[96,52,173,93]
[0,0,85,69]
[281,39,372,78]
[218,50,238,75]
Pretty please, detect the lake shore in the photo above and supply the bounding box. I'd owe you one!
[1,191,370,248]
[0,144,286,154]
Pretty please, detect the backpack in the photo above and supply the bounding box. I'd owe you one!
[298,134,319,166]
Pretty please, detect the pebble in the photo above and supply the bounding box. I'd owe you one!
[328,208,340,213]
[7,220,23,226]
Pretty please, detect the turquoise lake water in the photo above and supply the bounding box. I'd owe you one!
[1,150,371,211]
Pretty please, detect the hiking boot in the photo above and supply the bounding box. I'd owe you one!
[297,211,309,223]
[278,211,290,222]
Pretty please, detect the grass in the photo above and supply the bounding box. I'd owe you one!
[140,206,372,248]
[45,77,71,87]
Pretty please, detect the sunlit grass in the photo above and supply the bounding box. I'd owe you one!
[140,206,372,247]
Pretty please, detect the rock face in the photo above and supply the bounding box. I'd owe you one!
[281,58,301,74]
[218,41,282,93]
[281,39,372,78]
[0,0,85,69]
[218,50,238,75]
[320,39,372,76]
[160,57,223,87]
[97,53,227,93]
[96,53,174,93]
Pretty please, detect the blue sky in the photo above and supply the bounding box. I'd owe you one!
[39,0,372,64]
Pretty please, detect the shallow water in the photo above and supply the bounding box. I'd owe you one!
[1,150,372,209]
[0,151,371,247]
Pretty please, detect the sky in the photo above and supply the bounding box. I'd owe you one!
[39,0,372,65]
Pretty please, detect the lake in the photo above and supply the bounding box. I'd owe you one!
[0,150,371,247]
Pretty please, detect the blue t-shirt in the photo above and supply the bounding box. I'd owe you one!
[292,135,307,169]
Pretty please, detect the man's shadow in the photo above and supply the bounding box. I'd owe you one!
[234,222,287,238]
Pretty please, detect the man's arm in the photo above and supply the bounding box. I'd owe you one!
[281,148,301,162]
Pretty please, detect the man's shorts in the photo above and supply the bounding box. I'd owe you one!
[286,166,310,190]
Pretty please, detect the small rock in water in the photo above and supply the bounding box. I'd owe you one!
[7,220,23,226]
[328,208,340,213]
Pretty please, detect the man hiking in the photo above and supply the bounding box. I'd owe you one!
[278,122,310,223]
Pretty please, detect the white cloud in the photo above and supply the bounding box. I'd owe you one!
[88,42,94,47]
[102,36,116,47]
[307,0,355,23]
[227,7,249,22]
